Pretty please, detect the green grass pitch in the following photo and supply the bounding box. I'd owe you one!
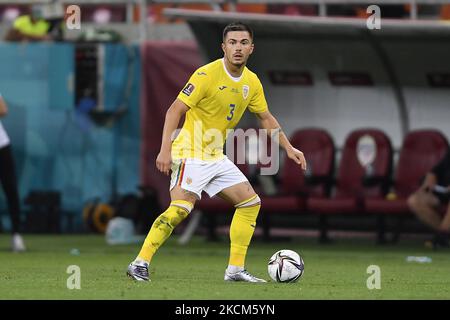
[1,234,450,299]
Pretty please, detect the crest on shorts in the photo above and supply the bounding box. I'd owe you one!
[243,85,249,99]
[186,177,193,185]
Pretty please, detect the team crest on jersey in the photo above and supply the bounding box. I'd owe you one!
[243,85,249,99]
[182,83,195,96]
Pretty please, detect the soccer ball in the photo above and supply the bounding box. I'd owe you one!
[268,249,304,283]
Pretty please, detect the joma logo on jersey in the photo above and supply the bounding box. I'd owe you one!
[219,86,227,90]
[182,83,195,96]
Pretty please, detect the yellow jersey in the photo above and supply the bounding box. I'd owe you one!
[13,15,50,37]
[173,58,268,161]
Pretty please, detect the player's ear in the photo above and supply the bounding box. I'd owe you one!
[249,43,254,55]
[221,42,225,54]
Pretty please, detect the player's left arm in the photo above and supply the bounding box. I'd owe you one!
[255,110,307,170]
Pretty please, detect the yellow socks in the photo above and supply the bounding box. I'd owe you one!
[136,200,193,263]
[229,195,261,267]
[136,194,260,269]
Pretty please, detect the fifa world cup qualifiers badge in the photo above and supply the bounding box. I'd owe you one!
[182,83,195,96]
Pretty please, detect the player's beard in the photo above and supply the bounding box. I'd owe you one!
[234,60,246,68]
[227,55,246,69]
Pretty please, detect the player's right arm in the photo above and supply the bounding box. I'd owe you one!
[157,66,209,174]
[156,98,189,176]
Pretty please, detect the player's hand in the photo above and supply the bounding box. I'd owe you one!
[156,150,172,176]
[287,147,307,171]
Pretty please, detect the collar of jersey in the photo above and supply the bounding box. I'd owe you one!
[222,58,243,82]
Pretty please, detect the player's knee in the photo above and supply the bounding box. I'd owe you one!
[155,201,193,230]
[166,200,193,227]
[234,195,261,222]
[235,194,261,209]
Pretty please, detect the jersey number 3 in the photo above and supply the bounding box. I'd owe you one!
[227,104,235,121]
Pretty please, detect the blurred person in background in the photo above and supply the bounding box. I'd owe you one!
[0,93,26,252]
[4,3,63,42]
[408,148,450,249]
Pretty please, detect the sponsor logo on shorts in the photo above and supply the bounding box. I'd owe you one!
[182,83,195,96]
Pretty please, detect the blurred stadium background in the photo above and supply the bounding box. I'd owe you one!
[0,0,450,300]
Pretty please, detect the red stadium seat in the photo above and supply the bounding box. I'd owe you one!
[307,129,393,242]
[260,128,335,240]
[365,129,449,243]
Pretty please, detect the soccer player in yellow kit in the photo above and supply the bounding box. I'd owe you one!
[127,22,307,282]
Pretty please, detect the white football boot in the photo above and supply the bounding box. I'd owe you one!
[127,261,150,281]
[224,269,267,282]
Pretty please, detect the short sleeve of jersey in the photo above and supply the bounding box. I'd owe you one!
[247,77,268,114]
[177,69,209,109]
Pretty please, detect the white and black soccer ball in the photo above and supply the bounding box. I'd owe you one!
[268,249,304,283]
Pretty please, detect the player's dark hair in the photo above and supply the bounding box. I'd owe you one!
[222,22,253,42]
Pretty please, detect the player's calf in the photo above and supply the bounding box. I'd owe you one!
[127,200,194,281]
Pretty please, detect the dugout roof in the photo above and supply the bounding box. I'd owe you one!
[163,8,450,38]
